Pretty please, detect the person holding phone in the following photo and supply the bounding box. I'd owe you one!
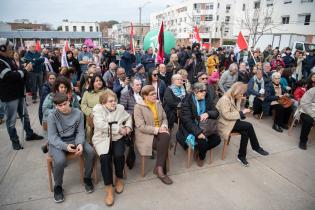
[47,93,96,203]
[216,82,269,167]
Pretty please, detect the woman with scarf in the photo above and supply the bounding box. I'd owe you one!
[177,82,221,167]
[247,69,265,117]
[264,72,293,133]
[163,74,186,130]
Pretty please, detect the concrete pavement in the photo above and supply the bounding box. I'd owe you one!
[0,96,314,210]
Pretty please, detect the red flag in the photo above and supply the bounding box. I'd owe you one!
[193,26,201,43]
[237,32,248,50]
[156,21,164,64]
[35,40,41,52]
[130,22,135,54]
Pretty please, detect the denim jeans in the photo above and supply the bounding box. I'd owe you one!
[0,99,5,119]
[3,97,34,143]
[30,71,44,101]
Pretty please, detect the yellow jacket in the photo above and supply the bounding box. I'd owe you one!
[207,55,219,75]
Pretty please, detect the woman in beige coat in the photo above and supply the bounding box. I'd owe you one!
[133,85,173,185]
[81,74,106,143]
[92,90,132,206]
[216,82,269,167]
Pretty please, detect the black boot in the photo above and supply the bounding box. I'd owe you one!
[12,140,23,150]
[272,124,283,133]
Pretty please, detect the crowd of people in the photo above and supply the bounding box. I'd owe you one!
[0,37,315,206]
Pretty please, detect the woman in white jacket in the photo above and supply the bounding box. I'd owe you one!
[92,90,132,206]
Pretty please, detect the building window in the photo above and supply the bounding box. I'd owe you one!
[224,28,229,33]
[216,27,218,32]
[254,1,261,9]
[282,16,290,24]
[242,4,246,11]
[301,0,313,3]
[96,26,99,32]
[298,14,311,25]
[225,16,230,22]
[184,28,186,32]
[217,15,219,21]
[266,0,273,6]
[226,4,231,13]
[73,26,76,32]
[265,17,272,24]
[217,3,220,8]
[205,15,213,21]
[196,16,201,24]
[81,26,85,32]
[205,3,214,10]
[89,26,93,32]
[65,26,69,31]
[284,0,292,4]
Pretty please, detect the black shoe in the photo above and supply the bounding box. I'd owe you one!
[237,155,249,167]
[299,142,307,150]
[12,141,24,150]
[254,147,269,156]
[281,124,289,130]
[41,144,48,153]
[272,124,283,133]
[26,133,44,141]
[53,186,64,203]
[84,178,94,193]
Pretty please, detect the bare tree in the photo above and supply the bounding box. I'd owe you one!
[241,2,279,48]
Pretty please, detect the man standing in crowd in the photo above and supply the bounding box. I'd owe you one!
[218,63,238,93]
[78,44,93,77]
[282,47,295,68]
[119,46,133,77]
[142,47,156,72]
[24,41,45,103]
[0,38,43,150]
[47,93,95,203]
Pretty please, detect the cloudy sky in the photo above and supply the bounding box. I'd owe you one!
[0,0,182,28]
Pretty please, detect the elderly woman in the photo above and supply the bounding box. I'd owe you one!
[163,74,186,130]
[92,90,132,206]
[216,82,269,166]
[81,75,106,143]
[133,85,172,185]
[247,69,265,117]
[177,83,221,166]
[147,68,166,102]
[264,72,293,133]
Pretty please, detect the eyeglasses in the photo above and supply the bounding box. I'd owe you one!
[200,77,208,80]
[197,90,206,93]
[149,92,157,96]
[152,73,158,77]
[107,99,116,103]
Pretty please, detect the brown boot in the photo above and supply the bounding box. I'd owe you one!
[104,185,114,206]
[115,178,124,194]
[196,157,204,167]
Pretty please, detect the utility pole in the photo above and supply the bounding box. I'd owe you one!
[138,1,151,48]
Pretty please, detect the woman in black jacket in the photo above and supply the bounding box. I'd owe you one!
[163,74,186,130]
[176,82,221,167]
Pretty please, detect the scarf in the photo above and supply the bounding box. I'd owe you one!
[253,75,264,92]
[170,84,186,100]
[144,99,159,127]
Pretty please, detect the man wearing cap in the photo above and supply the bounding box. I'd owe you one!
[78,44,93,76]
[0,38,44,150]
[282,47,295,68]
[134,63,147,86]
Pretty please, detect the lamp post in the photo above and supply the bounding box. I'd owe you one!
[138,1,151,48]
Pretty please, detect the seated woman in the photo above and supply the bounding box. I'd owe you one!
[81,75,106,143]
[147,68,166,102]
[163,74,186,130]
[264,72,293,133]
[247,69,265,117]
[133,85,172,185]
[177,82,221,167]
[299,87,315,150]
[177,69,191,93]
[92,90,132,206]
[216,82,269,166]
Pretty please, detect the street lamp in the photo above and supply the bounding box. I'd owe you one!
[138,1,151,48]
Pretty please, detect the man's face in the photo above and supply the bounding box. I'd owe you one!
[117,69,126,80]
[82,46,87,52]
[198,74,208,85]
[29,45,36,53]
[56,101,71,114]
[239,63,246,71]
[132,80,142,93]
[230,66,238,75]
[159,64,166,74]
[148,48,153,54]
[264,64,271,73]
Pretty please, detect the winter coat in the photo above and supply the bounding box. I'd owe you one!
[184,59,206,83]
[24,51,45,73]
[177,92,219,149]
[120,88,137,114]
[133,99,168,156]
[120,51,133,77]
[263,84,282,115]
[92,104,132,155]
[216,95,242,140]
[166,61,181,74]
[207,55,219,75]
[283,53,295,68]
[300,87,315,119]
[142,54,156,71]
[39,82,53,124]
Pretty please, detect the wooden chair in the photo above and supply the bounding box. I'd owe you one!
[140,151,171,177]
[221,132,241,160]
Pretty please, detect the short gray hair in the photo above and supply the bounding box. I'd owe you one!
[272,72,281,80]
[192,82,206,92]
[130,77,142,87]
[171,74,182,82]
[263,62,271,68]
[229,63,238,71]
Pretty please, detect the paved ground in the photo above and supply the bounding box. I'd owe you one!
[0,96,315,210]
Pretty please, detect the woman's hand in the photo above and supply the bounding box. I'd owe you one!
[158,127,169,134]
[198,133,206,139]
[242,108,251,115]
[200,113,209,121]
[119,127,128,136]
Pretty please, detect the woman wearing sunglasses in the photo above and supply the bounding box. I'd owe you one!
[147,68,166,102]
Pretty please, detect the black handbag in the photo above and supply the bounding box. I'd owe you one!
[125,135,136,169]
[199,119,218,136]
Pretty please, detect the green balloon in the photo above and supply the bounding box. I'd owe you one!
[143,29,176,54]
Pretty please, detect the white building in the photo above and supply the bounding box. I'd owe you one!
[150,0,315,47]
[61,19,100,33]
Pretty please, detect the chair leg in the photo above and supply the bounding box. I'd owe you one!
[79,156,84,185]
[141,156,145,177]
[187,146,192,168]
[227,136,231,145]
[260,112,263,119]
[288,118,297,136]
[47,159,53,192]
[166,152,171,172]
[123,163,128,179]
[222,139,228,160]
[208,149,213,164]
[93,159,98,185]
[173,141,178,155]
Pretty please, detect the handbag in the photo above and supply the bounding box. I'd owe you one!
[125,135,136,169]
[198,118,218,136]
[278,96,293,108]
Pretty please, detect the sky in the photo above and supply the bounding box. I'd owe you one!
[0,0,181,28]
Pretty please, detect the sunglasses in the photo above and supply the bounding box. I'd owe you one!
[152,73,158,77]
[200,77,208,80]
[198,90,206,93]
